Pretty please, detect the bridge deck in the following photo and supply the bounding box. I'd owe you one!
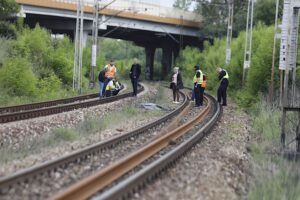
[16,0,202,28]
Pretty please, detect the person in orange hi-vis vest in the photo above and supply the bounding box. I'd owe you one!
[103,59,117,96]
[105,59,117,79]
[202,74,207,93]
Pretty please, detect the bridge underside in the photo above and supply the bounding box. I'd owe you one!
[24,14,204,80]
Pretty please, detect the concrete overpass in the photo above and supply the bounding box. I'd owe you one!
[16,0,204,79]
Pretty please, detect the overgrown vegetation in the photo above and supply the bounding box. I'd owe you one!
[175,24,284,108]
[247,100,300,200]
[0,24,147,106]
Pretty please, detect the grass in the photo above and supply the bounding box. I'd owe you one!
[247,99,300,200]
[0,105,163,165]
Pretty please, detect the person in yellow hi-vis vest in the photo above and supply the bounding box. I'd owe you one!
[193,65,204,107]
[105,79,121,97]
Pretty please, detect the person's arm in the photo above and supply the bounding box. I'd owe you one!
[137,64,141,78]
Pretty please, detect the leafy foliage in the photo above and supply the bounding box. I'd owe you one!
[0,37,12,66]
[194,0,247,38]
[175,24,278,107]
[0,57,37,96]
[193,0,282,38]
[0,21,17,38]
[0,0,19,16]
[173,0,192,11]
[254,0,283,26]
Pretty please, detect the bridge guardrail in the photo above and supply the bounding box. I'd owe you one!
[52,0,202,22]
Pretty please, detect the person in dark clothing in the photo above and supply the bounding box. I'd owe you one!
[217,67,229,106]
[170,67,184,103]
[129,58,141,96]
[98,68,107,97]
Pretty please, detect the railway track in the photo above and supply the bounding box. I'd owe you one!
[0,90,189,199]
[0,84,141,123]
[51,93,220,200]
[0,90,220,200]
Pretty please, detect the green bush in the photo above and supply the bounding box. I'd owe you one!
[0,37,12,67]
[36,73,62,99]
[12,25,52,78]
[47,37,74,85]
[175,24,278,108]
[0,57,37,96]
[0,21,17,39]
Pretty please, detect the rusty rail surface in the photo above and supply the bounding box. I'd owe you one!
[0,90,188,192]
[51,94,219,200]
[0,85,136,123]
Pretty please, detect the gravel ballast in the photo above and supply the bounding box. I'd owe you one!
[132,102,251,200]
[0,83,178,176]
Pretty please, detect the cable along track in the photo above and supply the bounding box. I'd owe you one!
[0,85,139,123]
[0,90,189,199]
[51,93,221,200]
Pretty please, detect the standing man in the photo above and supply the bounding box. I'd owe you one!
[170,67,184,103]
[217,67,229,106]
[129,58,141,96]
[103,59,117,96]
[98,67,107,97]
[193,65,204,107]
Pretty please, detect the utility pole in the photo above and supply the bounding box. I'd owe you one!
[73,0,84,93]
[269,0,280,104]
[180,15,183,52]
[243,0,254,83]
[90,0,100,89]
[225,0,234,65]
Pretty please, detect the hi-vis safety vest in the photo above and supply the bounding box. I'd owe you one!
[202,75,207,88]
[106,81,115,91]
[222,69,229,79]
[193,70,203,85]
[105,64,116,78]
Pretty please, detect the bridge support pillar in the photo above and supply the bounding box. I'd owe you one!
[173,47,180,64]
[161,45,173,80]
[145,46,155,80]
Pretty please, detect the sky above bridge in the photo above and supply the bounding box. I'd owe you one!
[141,0,175,7]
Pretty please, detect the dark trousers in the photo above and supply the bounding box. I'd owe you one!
[105,89,120,97]
[172,83,179,102]
[194,84,204,106]
[217,79,229,105]
[131,78,138,96]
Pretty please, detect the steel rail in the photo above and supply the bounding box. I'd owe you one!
[51,95,213,200]
[0,85,126,114]
[0,93,99,114]
[0,90,188,192]
[0,85,137,123]
[97,94,221,200]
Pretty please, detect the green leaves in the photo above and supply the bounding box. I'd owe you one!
[175,24,278,108]
[0,57,37,96]
[0,0,19,16]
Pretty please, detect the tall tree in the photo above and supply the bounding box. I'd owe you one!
[0,0,20,38]
[254,0,283,26]
[173,0,192,11]
[194,0,247,38]
[0,0,19,17]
